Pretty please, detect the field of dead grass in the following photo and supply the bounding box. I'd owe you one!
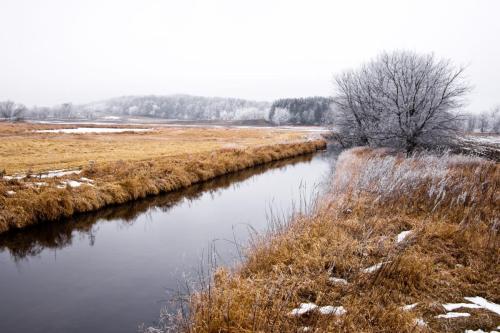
[0,122,326,233]
[171,147,499,333]
[0,122,313,174]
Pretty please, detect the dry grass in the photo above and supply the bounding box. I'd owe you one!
[0,122,326,233]
[176,147,499,333]
[0,122,313,174]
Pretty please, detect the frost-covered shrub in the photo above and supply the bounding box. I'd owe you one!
[331,148,494,219]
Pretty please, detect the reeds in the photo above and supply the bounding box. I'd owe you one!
[177,147,499,333]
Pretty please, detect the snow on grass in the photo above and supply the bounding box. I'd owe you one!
[414,318,426,327]
[35,127,151,134]
[465,135,500,145]
[289,303,318,316]
[464,297,500,315]
[362,262,387,273]
[79,177,94,183]
[442,303,482,311]
[41,169,82,178]
[318,305,346,316]
[402,303,418,311]
[435,312,471,319]
[289,303,346,317]
[396,230,412,243]
[328,277,348,285]
[6,190,15,196]
[465,330,500,333]
[3,169,82,180]
[58,180,94,188]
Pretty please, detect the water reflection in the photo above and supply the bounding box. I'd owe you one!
[0,154,316,261]
[0,149,338,333]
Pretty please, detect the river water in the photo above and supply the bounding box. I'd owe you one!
[0,148,339,332]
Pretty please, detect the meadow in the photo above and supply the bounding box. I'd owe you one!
[0,122,326,233]
[178,147,499,333]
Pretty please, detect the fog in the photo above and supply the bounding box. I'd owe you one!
[1,0,499,112]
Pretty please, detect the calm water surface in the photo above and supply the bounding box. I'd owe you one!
[0,149,339,332]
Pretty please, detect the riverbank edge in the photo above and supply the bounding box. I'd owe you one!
[181,147,499,332]
[0,139,326,234]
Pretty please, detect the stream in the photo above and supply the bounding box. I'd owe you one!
[0,147,339,333]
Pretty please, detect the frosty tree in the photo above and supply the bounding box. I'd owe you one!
[0,100,26,121]
[330,51,470,153]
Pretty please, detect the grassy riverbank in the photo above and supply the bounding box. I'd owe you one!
[0,123,326,233]
[183,147,499,333]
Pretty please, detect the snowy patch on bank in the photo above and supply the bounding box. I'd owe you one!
[35,127,151,134]
[362,262,388,273]
[3,169,82,180]
[289,303,317,316]
[396,230,412,243]
[328,277,348,285]
[464,297,500,315]
[318,305,346,316]
[57,178,94,188]
[289,303,346,317]
[402,303,418,311]
[442,303,482,311]
[465,135,500,145]
[436,312,470,319]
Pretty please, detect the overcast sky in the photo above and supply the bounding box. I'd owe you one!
[0,0,499,111]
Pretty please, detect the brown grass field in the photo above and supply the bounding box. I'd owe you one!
[0,122,326,233]
[0,122,318,174]
[177,147,499,333]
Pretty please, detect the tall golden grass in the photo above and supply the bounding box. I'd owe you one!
[0,140,326,233]
[174,147,499,333]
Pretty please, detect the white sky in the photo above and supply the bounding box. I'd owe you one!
[0,0,499,111]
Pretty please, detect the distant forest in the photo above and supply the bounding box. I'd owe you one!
[1,94,334,125]
[269,97,333,125]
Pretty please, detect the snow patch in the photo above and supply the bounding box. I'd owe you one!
[362,262,387,273]
[35,127,151,134]
[6,190,15,196]
[402,303,418,311]
[464,297,500,315]
[289,303,318,316]
[435,312,470,319]
[442,303,482,311]
[41,169,82,178]
[414,318,426,327]
[4,169,82,180]
[318,305,346,316]
[328,277,348,285]
[396,230,412,243]
[58,180,93,188]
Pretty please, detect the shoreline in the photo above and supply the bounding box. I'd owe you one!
[0,139,326,234]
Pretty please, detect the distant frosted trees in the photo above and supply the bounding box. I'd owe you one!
[269,97,332,125]
[271,108,290,125]
[329,50,470,153]
[463,107,500,134]
[0,100,26,121]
